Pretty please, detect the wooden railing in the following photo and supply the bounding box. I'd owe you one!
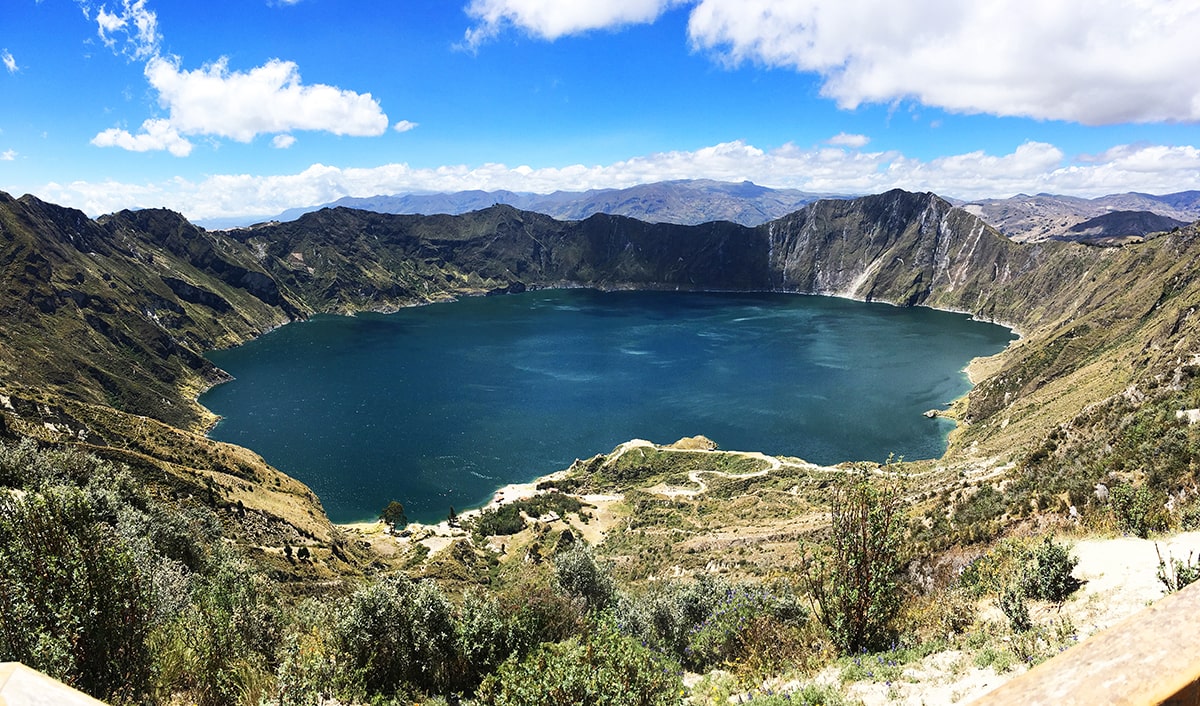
[0,662,107,705]
[971,579,1200,705]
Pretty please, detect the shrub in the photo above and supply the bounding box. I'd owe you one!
[272,600,362,706]
[997,584,1031,633]
[1110,483,1167,538]
[476,619,682,706]
[1155,545,1200,594]
[335,574,456,698]
[474,504,527,536]
[451,591,536,694]
[0,486,155,704]
[158,547,282,706]
[615,576,809,673]
[554,544,616,613]
[802,466,905,654]
[1021,536,1078,602]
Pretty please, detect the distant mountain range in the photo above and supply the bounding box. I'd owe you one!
[198,180,843,230]
[196,180,1200,244]
[957,191,1200,242]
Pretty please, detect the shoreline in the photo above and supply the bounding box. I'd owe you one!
[340,467,573,537]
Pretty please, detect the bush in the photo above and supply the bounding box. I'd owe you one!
[1110,484,1167,538]
[474,504,527,536]
[451,591,536,694]
[0,486,155,704]
[158,547,282,706]
[554,544,616,613]
[1156,545,1200,594]
[802,466,905,654]
[997,584,1031,633]
[614,576,810,673]
[476,619,682,706]
[335,574,457,698]
[958,539,1030,598]
[1021,536,1078,602]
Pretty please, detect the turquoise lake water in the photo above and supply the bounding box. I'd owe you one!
[200,290,1015,524]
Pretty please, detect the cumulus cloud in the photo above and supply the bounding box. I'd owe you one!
[463,0,1200,125]
[0,149,16,161]
[143,56,389,142]
[36,139,1200,222]
[685,0,1200,125]
[79,1,392,155]
[393,120,419,133]
[827,133,869,148]
[2,51,16,74]
[464,0,684,46]
[91,0,160,60]
[91,118,193,156]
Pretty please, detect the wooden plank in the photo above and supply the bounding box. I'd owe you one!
[971,580,1200,705]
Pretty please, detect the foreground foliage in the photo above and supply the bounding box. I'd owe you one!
[802,465,906,654]
[2,434,1183,705]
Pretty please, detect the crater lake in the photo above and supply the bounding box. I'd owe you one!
[200,290,1016,524]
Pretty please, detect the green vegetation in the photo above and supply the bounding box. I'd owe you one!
[471,492,586,539]
[802,465,906,654]
[381,499,408,529]
[476,619,682,706]
[8,191,1200,702]
[1156,545,1200,594]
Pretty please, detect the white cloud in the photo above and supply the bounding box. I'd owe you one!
[91,117,193,156]
[827,133,869,148]
[35,139,1200,222]
[91,0,160,60]
[2,51,16,74]
[77,2,390,155]
[685,0,1200,125]
[393,120,419,133]
[0,149,15,161]
[143,56,389,142]
[463,1,1200,124]
[464,0,684,46]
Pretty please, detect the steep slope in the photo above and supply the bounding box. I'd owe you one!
[0,193,354,561]
[0,194,298,430]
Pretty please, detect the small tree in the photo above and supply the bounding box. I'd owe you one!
[802,464,906,654]
[380,500,408,531]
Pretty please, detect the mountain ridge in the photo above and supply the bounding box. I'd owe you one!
[198,179,1200,245]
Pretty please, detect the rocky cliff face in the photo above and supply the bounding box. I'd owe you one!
[230,190,1022,317]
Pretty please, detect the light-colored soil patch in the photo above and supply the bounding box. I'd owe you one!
[1061,531,1200,635]
[824,651,1012,706]
[841,531,1200,706]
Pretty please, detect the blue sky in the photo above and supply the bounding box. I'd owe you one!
[2,0,1199,222]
